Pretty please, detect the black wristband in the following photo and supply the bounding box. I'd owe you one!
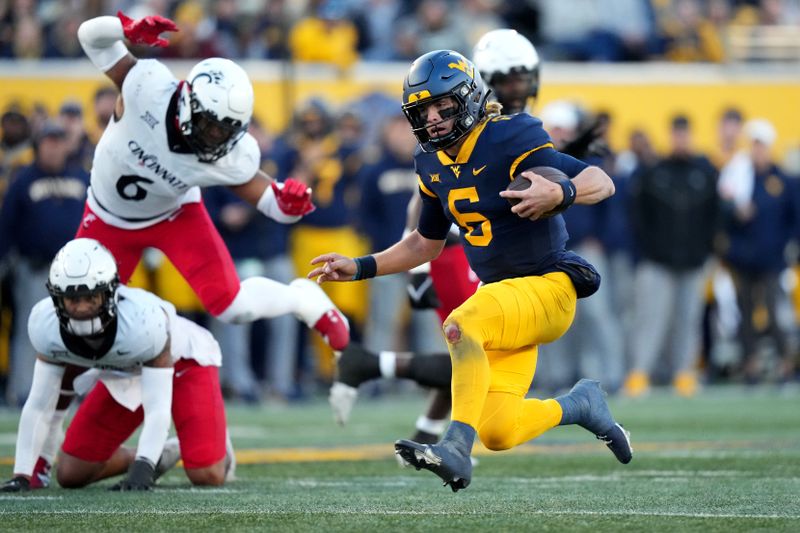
[558,178,577,210]
[352,255,377,281]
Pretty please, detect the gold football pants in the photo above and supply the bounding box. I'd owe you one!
[444,272,576,450]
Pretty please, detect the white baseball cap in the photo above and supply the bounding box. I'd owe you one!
[540,101,579,131]
[744,119,776,147]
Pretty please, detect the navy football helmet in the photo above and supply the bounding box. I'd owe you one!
[402,50,490,153]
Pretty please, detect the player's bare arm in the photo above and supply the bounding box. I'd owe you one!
[501,166,614,220]
[230,169,316,224]
[77,12,178,117]
[569,166,615,205]
[405,193,423,232]
[309,230,445,283]
[228,170,272,205]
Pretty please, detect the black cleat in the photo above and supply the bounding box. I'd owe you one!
[565,379,633,464]
[395,439,472,492]
[596,423,633,464]
[336,343,380,388]
[394,421,475,492]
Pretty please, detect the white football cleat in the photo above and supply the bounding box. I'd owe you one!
[329,381,359,426]
[154,437,181,481]
[290,278,350,350]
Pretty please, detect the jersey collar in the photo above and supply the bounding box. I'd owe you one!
[166,88,194,155]
[436,119,490,166]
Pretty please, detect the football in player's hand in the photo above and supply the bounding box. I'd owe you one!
[506,166,571,218]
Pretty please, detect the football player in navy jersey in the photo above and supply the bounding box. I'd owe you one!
[310,50,632,492]
[329,29,541,438]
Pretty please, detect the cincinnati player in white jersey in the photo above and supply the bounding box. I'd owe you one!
[72,11,348,346]
[1,239,231,491]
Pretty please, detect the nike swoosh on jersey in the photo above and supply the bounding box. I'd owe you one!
[472,165,487,176]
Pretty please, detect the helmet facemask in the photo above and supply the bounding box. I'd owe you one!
[47,238,121,338]
[47,276,120,337]
[179,81,248,163]
[177,58,253,163]
[403,82,482,153]
[486,67,539,115]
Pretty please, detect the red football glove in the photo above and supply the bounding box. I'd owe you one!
[272,179,315,217]
[117,10,178,48]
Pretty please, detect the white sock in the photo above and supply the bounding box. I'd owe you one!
[415,415,447,436]
[40,409,67,463]
[379,351,397,379]
[217,277,301,324]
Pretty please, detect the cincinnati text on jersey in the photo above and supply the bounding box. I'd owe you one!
[128,140,190,192]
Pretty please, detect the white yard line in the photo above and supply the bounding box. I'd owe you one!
[0,509,795,520]
[0,496,62,500]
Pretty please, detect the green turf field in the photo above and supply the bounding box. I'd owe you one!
[0,386,798,532]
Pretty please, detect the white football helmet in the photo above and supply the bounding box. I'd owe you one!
[472,29,540,114]
[178,57,254,163]
[47,238,120,337]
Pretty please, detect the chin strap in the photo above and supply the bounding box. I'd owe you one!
[176,81,193,136]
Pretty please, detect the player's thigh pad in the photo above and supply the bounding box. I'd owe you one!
[485,345,539,396]
[74,204,147,284]
[62,382,144,462]
[171,359,227,469]
[156,202,241,316]
[448,272,576,351]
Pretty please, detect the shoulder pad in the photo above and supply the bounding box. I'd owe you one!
[213,133,260,185]
[487,114,552,158]
[27,298,57,355]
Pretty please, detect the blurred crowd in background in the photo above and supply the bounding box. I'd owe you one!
[2,0,800,66]
[2,87,798,407]
[1,0,799,408]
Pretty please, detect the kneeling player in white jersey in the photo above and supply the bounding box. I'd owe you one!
[1,239,232,491]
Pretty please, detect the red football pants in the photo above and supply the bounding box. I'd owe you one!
[75,202,240,316]
[62,359,227,469]
[429,244,480,324]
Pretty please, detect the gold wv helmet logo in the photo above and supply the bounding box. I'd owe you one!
[407,90,431,103]
[447,59,474,78]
